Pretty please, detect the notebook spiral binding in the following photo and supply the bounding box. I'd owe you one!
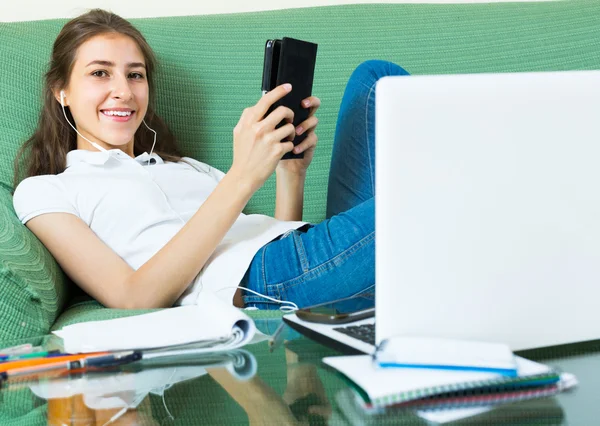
[391,383,562,410]
[371,371,561,408]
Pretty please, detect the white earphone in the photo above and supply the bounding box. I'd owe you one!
[59,90,157,165]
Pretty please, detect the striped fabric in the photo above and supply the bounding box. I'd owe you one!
[1,2,600,342]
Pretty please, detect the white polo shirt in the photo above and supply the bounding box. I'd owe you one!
[12,149,307,306]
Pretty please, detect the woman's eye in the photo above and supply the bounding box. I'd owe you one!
[92,70,108,78]
[130,72,145,80]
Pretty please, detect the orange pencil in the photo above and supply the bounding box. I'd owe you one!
[1,351,140,382]
[0,352,109,373]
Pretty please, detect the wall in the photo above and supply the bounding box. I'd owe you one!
[2,0,552,22]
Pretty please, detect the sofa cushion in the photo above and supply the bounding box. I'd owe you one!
[0,187,69,341]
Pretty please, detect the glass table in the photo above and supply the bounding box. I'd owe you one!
[1,317,599,425]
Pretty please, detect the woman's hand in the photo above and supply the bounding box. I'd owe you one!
[276,96,321,176]
[230,84,297,192]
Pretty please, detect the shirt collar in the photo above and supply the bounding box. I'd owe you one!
[66,149,164,168]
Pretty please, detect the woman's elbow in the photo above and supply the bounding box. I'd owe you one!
[106,287,172,310]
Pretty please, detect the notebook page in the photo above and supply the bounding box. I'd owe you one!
[323,355,552,405]
[53,292,255,353]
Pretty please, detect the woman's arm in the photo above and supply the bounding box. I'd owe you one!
[124,170,254,308]
[275,169,306,221]
[274,96,321,222]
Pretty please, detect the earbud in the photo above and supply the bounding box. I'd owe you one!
[60,90,65,107]
[142,119,157,165]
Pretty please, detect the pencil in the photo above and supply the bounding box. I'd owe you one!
[1,351,141,380]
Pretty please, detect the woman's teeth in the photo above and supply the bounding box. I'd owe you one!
[103,110,132,116]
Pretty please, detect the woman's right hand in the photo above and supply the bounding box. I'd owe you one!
[230,84,297,192]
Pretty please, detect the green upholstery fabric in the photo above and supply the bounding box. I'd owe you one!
[1,2,600,342]
[0,187,68,340]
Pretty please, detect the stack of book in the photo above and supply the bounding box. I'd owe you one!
[323,337,577,422]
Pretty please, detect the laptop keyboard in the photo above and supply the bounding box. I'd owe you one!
[333,323,375,346]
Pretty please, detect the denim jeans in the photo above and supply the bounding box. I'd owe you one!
[241,60,410,309]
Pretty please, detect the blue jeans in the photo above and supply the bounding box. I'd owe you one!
[241,60,410,309]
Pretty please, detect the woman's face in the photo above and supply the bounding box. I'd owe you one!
[60,32,149,154]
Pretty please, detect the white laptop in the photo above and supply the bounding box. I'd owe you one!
[284,71,600,354]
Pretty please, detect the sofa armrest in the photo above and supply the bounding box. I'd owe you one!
[0,187,70,342]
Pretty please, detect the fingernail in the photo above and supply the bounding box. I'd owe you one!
[283,83,292,91]
[296,126,303,135]
[303,100,310,107]
[294,147,300,153]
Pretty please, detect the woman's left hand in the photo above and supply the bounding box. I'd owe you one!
[276,96,321,176]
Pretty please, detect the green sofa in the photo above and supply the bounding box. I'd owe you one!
[1,2,600,343]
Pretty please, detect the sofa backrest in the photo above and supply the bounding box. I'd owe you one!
[2,2,600,221]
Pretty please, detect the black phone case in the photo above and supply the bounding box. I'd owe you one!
[265,37,318,160]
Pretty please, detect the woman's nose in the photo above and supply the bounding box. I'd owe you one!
[112,77,133,101]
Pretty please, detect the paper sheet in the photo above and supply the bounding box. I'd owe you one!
[374,336,516,372]
[53,292,255,353]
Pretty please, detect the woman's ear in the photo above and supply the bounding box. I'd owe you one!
[53,89,68,106]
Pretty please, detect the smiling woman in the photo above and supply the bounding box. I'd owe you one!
[11,8,405,311]
[13,10,184,181]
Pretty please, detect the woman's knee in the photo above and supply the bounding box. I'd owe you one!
[349,59,410,87]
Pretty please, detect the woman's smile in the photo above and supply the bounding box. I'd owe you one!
[100,108,136,122]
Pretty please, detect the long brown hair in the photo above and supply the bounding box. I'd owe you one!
[13,9,184,189]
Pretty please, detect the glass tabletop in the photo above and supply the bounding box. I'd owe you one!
[1,317,599,425]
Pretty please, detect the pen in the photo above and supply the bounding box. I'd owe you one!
[0,351,142,381]
[0,351,111,373]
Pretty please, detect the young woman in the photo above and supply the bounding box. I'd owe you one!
[12,9,410,310]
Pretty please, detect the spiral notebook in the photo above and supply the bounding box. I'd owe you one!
[334,383,573,424]
[322,355,565,409]
[384,373,576,411]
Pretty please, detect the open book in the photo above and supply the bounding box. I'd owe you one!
[53,292,259,354]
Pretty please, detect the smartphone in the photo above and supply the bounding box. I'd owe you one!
[261,37,318,160]
[295,294,375,325]
[262,39,281,96]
